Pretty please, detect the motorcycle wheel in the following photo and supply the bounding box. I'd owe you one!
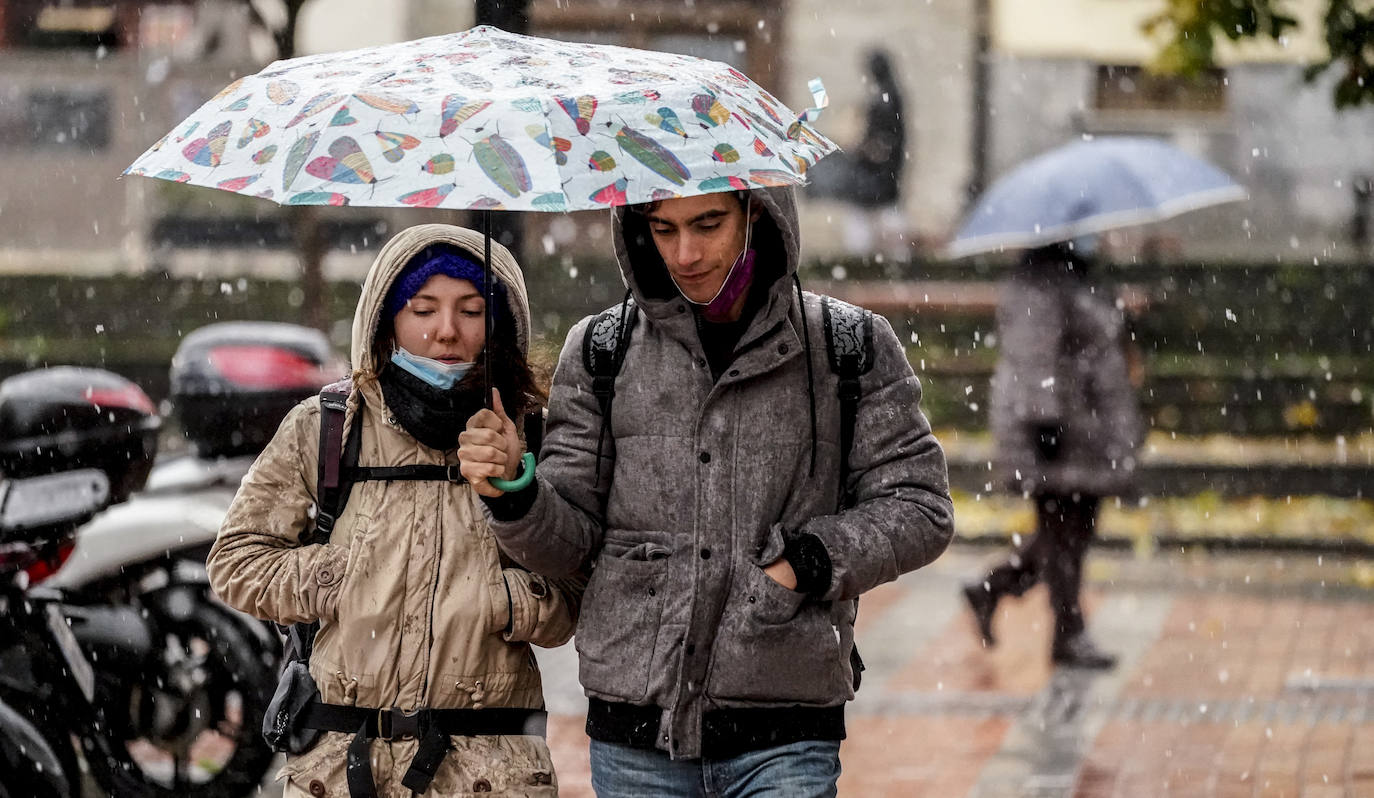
[81,600,277,798]
[0,696,78,798]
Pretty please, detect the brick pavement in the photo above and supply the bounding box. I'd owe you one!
[242,545,1373,797]
[538,546,1374,797]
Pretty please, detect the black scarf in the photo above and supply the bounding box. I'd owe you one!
[378,363,486,452]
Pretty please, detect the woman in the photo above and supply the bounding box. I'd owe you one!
[962,242,1143,669]
[208,223,578,797]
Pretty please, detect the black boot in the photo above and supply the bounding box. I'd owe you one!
[961,582,998,647]
[1051,633,1117,669]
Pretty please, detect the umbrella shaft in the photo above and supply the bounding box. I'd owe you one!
[483,210,493,409]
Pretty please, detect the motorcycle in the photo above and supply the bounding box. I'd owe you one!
[0,334,338,798]
[0,467,114,798]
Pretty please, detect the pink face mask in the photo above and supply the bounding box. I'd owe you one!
[678,197,756,323]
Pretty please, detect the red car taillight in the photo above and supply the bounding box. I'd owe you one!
[86,384,157,416]
[207,346,325,390]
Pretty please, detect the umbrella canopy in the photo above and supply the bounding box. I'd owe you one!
[124,25,835,211]
[948,136,1247,259]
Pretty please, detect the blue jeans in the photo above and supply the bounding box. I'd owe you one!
[589,738,841,798]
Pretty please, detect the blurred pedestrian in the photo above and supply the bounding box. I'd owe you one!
[208,224,580,797]
[462,187,954,796]
[805,48,911,259]
[962,241,1144,669]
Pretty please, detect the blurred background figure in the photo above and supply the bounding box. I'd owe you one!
[805,48,910,260]
[962,240,1144,669]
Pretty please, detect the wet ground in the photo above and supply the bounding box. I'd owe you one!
[542,545,1374,797]
[247,543,1374,797]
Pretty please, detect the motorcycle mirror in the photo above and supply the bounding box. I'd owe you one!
[0,469,111,532]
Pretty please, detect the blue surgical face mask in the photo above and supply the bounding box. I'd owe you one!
[390,346,474,390]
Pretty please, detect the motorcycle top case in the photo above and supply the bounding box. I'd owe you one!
[171,321,337,458]
[0,366,159,508]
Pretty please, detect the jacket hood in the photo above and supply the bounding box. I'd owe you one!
[351,223,531,377]
[612,187,801,317]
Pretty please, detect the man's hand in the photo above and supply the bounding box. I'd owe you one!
[762,557,798,591]
[458,389,522,497]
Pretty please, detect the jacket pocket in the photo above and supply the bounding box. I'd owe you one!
[319,513,370,623]
[575,547,668,704]
[277,731,351,791]
[707,562,845,704]
[429,734,558,796]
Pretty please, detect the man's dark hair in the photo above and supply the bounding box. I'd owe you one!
[629,190,751,217]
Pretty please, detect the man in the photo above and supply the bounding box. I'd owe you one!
[459,187,953,796]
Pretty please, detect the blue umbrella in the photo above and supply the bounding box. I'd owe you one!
[948,136,1247,258]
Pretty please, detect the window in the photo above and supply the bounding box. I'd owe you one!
[8,2,122,49]
[1095,65,1227,113]
[0,87,113,150]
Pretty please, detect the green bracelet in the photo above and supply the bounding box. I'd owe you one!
[489,452,536,493]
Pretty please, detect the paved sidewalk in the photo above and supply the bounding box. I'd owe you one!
[539,545,1374,797]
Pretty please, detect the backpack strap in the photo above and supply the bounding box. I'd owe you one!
[581,290,637,482]
[818,295,876,693]
[315,377,485,543]
[348,464,467,481]
[820,296,875,510]
[312,379,356,542]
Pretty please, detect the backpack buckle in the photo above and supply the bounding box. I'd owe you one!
[837,377,862,402]
[445,465,466,484]
[376,707,421,741]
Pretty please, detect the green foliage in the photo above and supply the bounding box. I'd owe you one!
[1311,0,1374,107]
[1144,0,1300,76]
[1145,0,1374,108]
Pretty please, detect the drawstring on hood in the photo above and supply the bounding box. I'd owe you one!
[794,273,818,475]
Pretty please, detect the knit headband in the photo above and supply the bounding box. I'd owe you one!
[383,245,505,322]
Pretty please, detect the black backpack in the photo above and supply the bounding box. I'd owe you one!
[581,290,875,687]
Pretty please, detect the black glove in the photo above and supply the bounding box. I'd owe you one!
[1033,424,1062,462]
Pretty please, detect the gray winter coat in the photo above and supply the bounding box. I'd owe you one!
[989,256,1144,497]
[488,187,953,759]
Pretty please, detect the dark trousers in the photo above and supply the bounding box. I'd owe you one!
[980,493,1099,643]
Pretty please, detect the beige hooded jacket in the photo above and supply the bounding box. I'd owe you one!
[208,224,578,797]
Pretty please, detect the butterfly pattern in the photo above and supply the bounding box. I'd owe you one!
[125,25,835,211]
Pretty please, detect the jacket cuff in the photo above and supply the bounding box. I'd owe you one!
[501,568,552,644]
[481,476,539,521]
[783,533,832,597]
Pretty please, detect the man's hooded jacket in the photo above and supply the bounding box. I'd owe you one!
[488,188,954,759]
